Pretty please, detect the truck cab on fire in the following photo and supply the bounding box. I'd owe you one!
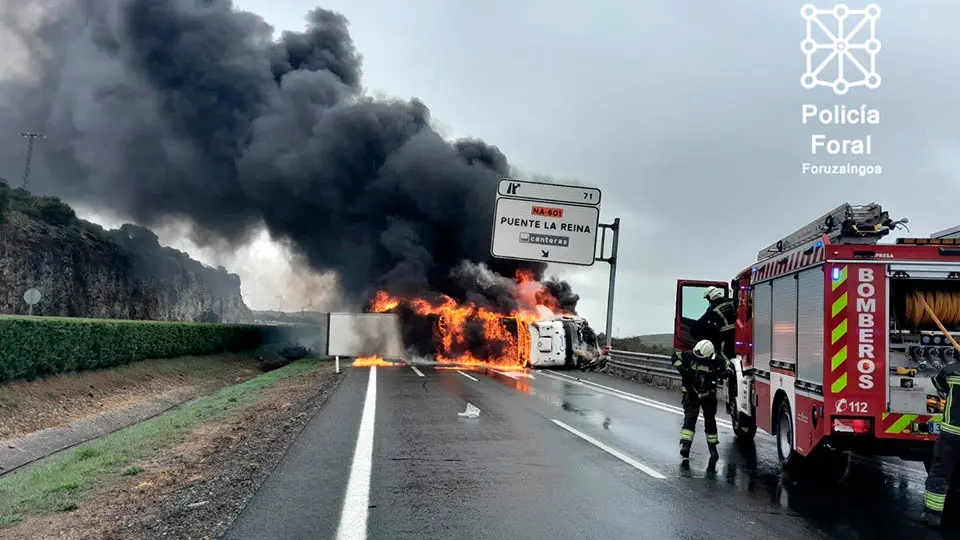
[526,316,600,369]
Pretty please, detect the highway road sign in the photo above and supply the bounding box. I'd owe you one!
[23,287,41,316]
[23,288,41,305]
[491,196,599,266]
[498,178,601,207]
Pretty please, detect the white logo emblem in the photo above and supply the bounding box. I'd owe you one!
[835,398,848,413]
[801,4,881,95]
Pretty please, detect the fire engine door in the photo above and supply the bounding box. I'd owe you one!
[674,279,730,351]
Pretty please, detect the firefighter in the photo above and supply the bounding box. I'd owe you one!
[692,286,736,365]
[921,358,960,528]
[672,339,725,461]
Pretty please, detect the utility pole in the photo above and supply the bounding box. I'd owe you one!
[596,217,620,348]
[276,295,283,312]
[19,132,45,190]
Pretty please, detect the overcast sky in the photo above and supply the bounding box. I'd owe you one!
[31,1,960,335]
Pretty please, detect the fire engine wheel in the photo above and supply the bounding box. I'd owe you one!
[776,399,848,483]
[775,400,801,470]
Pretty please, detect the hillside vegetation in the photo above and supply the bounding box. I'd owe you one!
[0,180,250,322]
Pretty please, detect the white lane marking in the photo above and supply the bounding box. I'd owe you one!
[551,419,666,479]
[541,370,733,429]
[456,370,479,382]
[410,365,425,377]
[492,369,535,380]
[335,367,377,540]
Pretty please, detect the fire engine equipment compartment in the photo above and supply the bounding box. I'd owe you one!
[887,278,960,415]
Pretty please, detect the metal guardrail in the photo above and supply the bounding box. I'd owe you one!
[605,349,680,380]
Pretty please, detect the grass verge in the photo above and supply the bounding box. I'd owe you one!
[0,357,324,527]
[0,354,261,440]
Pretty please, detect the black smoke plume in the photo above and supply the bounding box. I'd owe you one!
[0,0,579,315]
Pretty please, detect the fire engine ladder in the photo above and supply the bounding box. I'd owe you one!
[757,202,892,261]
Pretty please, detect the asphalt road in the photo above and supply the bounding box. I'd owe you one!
[223,363,960,540]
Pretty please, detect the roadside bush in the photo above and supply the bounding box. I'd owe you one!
[0,316,270,383]
[279,345,311,361]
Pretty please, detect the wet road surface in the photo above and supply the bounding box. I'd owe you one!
[224,363,960,540]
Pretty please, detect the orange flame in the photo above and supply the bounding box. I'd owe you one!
[369,271,566,370]
[352,355,401,367]
[370,290,400,312]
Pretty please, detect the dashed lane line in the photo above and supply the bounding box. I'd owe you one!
[541,370,733,429]
[493,369,535,380]
[456,370,480,382]
[551,419,666,479]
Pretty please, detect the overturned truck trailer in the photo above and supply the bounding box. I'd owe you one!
[410,312,600,369]
[324,309,599,369]
[325,312,405,360]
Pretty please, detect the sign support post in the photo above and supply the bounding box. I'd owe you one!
[595,218,620,347]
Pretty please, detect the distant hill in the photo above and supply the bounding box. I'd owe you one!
[632,333,673,348]
[596,332,675,355]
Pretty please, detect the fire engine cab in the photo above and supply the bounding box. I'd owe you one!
[674,203,960,478]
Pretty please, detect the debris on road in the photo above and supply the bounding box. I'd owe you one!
[458,403,481,418]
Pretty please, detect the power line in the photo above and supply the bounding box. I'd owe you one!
[18,132,45,190]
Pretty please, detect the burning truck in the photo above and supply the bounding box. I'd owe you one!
[367,275,602,370]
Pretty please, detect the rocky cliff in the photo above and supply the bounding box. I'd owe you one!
[0,181,251,322]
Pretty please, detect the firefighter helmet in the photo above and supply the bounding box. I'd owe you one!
[693,340,715,359]
[704,286,725,301]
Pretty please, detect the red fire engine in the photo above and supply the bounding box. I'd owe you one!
[674,203,960,478]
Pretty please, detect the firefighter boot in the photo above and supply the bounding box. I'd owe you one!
[680,440,691,460]
[920,510,942,528]
[708,442,719,461]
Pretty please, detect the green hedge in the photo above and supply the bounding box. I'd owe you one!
[0,316,280,383]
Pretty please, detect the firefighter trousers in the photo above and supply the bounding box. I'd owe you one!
[680,389,719,446]
[925,429,960,516]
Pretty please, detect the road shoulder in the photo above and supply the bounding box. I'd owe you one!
[0,358,341,539]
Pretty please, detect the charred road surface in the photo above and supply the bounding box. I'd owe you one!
[224,365,951,540]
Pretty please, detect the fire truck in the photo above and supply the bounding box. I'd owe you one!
[674,203,960,478]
